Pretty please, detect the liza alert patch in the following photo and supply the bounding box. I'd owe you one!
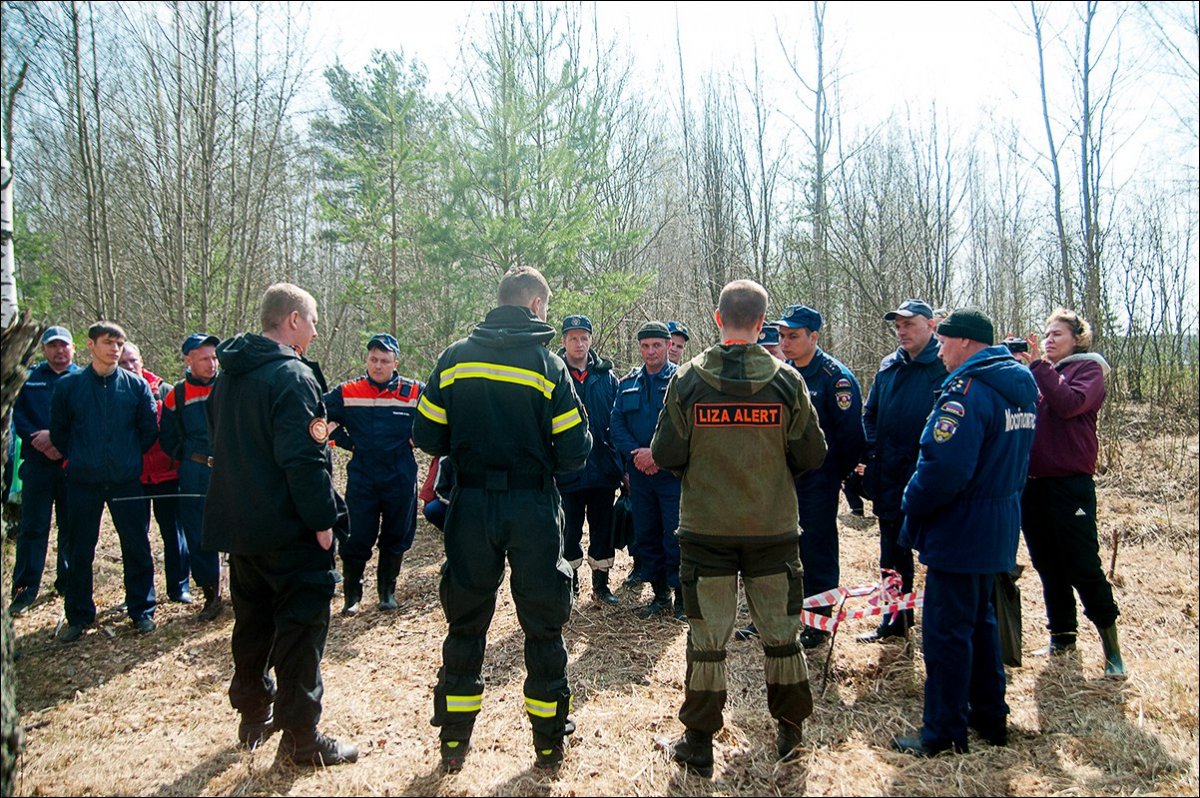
[932,415,959,443]
[695,403,783,427]
[836,391,852,410]
[309,416,330,444]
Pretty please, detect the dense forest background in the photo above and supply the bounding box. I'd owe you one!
[2,1,1196,429]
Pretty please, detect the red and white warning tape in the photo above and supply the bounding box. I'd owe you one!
[799,569,924,633]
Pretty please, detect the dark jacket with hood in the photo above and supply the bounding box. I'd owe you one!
[50,364,158,485]
[862,336,948,518]
[412,305,592,480]
[555,348,622,493]
[1027,352,1109,478]
[650,343,827,541]
[900,346,1038,574]
[202,333,342,555]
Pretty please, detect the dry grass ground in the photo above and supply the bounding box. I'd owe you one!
[4,434,1197,796]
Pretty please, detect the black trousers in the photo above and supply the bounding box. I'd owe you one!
[432,485,573,746]
[1021,474,1119,633]
[561,486,616,570]
[228,543,337,732]
[876,515,915,629]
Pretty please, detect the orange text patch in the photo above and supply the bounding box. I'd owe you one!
[694,403,783,427]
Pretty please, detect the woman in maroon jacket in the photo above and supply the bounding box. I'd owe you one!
[1018,309,1124,675]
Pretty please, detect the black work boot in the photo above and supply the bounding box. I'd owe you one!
[673,587,686,621]
[637,582,672,619]
[1097,623,1125,676]
[671,729,714,778]
[377,552,404,611]
[622,558,645,589]
[280,728,359,766]
[342,559,366,616]
[237,707,275,751]
[592,569,619,605]
[968,711,1008,746]
[533,732,565,770]
[197,584,225,622]
[439,738,471,773]
[776,720,803,760]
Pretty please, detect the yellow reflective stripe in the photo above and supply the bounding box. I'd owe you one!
[551,407,582,435]
[440,362,554,400]
[445,694,482,713]
[524,697,557,718]
[418,395,447,425]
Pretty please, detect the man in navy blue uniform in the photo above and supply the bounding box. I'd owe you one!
[50,322,159,642]
[556,315,624,605]
[667,321,690,365]
[611,321,683,620]
[160,333,224,621]
[8,325,80,616]
[893,309,1036,756]
[857,299,947,642]
[775,305,864,648]
[324,333,423,615]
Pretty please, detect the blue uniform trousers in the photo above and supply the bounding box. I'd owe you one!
[143,479,187,599]
[628,470,680,589]
[11,459,70,599]
[64,479,156,626]
[342,474,418,565]
[178,460,221,589]
[796,470,840,610]
[921,569,1007,751]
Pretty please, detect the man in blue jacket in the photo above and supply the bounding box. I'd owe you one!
[611,322,683,620]
[556,315,623,604]
[774,305,864,648]
[50,322,159,642]
[858,299,947,642]
[894,309,1037,756]
[8,326,80,616]
[324,333,423,615]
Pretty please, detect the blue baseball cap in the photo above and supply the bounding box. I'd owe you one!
[666,321,690,340]
[562,315,593,334]
[41,326,73,346]
[367,333,399,354]
[181,333,219,355]
[777,305,822,332]
[757,323,780,346]
[884,299,934,321]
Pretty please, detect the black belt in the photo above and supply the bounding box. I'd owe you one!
[189,453,214,468]
[457,470,551,491]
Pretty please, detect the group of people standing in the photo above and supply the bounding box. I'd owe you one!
[4,270,1126,776]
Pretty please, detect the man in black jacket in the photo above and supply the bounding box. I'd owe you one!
[414,266,592,773]
[50,321,158,642]
[203,283,357,767]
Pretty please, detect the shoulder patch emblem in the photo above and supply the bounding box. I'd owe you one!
[835,391,852,410]
[835,377,852,389]
[941,400,966,418]
[932,415,958,443]
[309,417,329,444]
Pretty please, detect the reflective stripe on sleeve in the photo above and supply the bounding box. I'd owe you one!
[551,407,583,435]
[418,395,448,424]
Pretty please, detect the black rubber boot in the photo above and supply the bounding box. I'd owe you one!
[1034,632,1077,656]
[377,552,404,611]
[197,584,225,622]
[1098,623,1125,675]
[342,559,366,616]
[592,569,619,605]
[637,582,672,619]
[672,729,714,778]
[776,720,803,760]
[440,738,471,772]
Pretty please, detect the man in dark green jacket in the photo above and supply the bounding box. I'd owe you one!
[204,283,357,767]
[413,266,592,773]
[651,279,826,777]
